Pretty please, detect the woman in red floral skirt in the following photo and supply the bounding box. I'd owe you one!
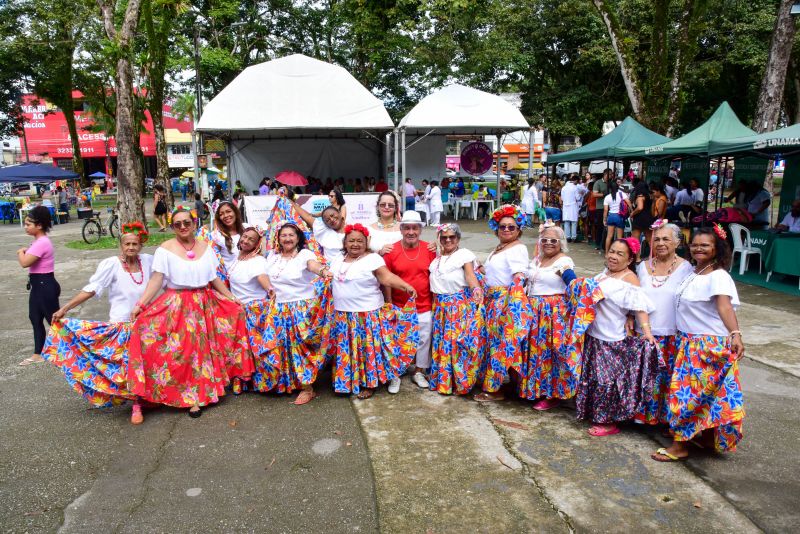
[129,207,252,418]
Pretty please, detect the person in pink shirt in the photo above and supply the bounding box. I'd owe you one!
[17,205,60,366]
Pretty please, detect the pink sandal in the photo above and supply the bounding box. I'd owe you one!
[130,404,144,425]
[588,424,620,437]
[532,398,561,411]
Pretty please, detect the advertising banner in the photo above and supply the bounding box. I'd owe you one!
[241,193,379,227]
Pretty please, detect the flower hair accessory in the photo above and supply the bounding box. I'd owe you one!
[344,223,370,238]
[169,205,197,224]
[538,219,556,233]
[436,223,457,235]
[121,220,149,244]
[713,223,727,240]
[620,237,641,256]
[489,204,527,231]
[650,218,668,230]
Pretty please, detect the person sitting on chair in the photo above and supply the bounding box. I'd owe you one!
[775,199,800,233]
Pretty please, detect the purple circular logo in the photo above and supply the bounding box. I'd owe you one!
[460,142,493,176]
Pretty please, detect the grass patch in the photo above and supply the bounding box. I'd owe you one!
[65,231,173,250]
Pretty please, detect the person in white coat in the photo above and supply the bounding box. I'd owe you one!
[560,175,581,242]
[521,177,539,226]
[426,180,444,226]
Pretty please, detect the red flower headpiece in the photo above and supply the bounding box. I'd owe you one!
[488,204,527,230]
[619,237,641,256]
[344,223,370,237]
[121,220,149,244]
[713,223,727,240]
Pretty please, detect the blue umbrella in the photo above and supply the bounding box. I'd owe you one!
[0,163,79,182]
[89,171,107,178]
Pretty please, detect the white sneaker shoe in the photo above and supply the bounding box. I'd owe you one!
[388,377,401,394]
[412,372,430,389]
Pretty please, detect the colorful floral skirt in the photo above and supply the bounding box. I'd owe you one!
[479,281,532,393]
[128,287,253,408]
[42,319,135,407]
[519,294,572,400]
[666,331,744,452]
[327,303,419,394]
[429,288,485,395]
[251,291,332,394]
[634,334,677,425]
[576,335,660,424]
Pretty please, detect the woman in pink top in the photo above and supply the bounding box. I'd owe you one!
[17,205,60,366]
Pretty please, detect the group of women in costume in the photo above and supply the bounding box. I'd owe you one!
[34,194,745,462]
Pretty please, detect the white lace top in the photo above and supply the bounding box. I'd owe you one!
[675,269,740,337]
[430,248,476,295]
[228,255,269,304]
[527,256,574,296]
[587,272,654,342]
[82,254,154,322]
[369,228,402,253]
[331,253,385,312]
[635,260,694,336]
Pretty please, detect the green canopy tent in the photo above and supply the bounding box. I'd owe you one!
[548,116,670,164]
[709,123,800,223]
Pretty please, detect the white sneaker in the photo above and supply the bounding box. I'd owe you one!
[412,372,430,389]
[388,377,401,394]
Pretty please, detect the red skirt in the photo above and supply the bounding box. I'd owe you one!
[128,287,253,408]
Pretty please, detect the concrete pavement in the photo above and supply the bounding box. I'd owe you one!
[1,217,799,532]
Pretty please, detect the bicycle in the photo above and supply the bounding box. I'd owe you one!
[82,207,119,244]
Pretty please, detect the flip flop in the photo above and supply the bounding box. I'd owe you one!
[19,356,44,366]
[473,392,505,403]
[651,447,686,462]
[356,389,374,400]
[588,425,620,437]
[293,390,318,405]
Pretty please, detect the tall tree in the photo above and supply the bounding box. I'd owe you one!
[753,0,798,133]
[97,0,146,225]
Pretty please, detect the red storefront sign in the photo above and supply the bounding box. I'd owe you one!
[20,91,193,160]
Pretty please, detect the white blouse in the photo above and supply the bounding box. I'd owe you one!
[527,256,574,296]
[211,223,252,265]
[228,255,269,304]
[430,248,476,295]
[587,273,654,342]
[675,269,740,337]
[369,228,402,253]
[82,254,154,322]
[313,218,345,263]
[152,246,219,289]
[484,244,529,287]
[635,260,694,336]
[331,253,385,312]
[265,249,318,303]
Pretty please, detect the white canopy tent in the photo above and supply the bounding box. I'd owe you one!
[196,54,394,193]
[396,84,532,199]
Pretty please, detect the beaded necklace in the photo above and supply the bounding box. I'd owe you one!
[376,218,397,230]
[270,250,298,279]
[337,253,366,282]
[675,262,716,309]
[434,247,459,275]
[179,238,197,259]
[647,255,678,288]
[120,256,144,285]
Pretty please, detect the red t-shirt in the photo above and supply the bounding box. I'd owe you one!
[375,181,389,192]
[383,241,435,312]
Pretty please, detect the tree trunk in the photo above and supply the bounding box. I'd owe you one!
[592,0,645,120]
[664,1,702,137]
[115,56,145,225]
[150,106,173,208]
[753,0,798,134]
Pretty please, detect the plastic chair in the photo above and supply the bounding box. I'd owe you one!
[729,223,762,275]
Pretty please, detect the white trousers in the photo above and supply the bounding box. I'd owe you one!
[429,211,441,226]
[416,311,432,369]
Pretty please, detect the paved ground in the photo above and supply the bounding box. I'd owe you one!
[1,215,799,533]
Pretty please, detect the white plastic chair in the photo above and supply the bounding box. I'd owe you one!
[729,223,762,275]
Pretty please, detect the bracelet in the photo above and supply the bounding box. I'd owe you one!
[729,330,742,338]
[640,322,650,328]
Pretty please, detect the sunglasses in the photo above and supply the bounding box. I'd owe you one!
[539,238,559,245]
[172,220,193,229]
[439,235,458,242]
[498,224,518,232]
[378,202,396,208]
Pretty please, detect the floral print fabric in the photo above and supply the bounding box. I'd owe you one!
[666,332,744,452]
[128,287,253,408]
[480,280,533,393]
[326,302,419,395]
[429,288,485,395]
[42,319,135,407]
[634,334,677,425]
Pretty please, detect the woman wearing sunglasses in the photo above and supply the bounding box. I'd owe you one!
[474,205,532,402]
[128,207,253,418]
[428,223,485,395]
[522,222,580,411]
[368,191,403,255]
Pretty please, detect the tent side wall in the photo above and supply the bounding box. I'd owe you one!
[403,134,447,185]
[228,137,386,192]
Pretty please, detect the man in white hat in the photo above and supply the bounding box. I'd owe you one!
[383,210,436,393]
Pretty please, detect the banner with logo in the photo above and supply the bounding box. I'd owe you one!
[241,193,379,227]
[779,155,800,220]
[733,157,770,185]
